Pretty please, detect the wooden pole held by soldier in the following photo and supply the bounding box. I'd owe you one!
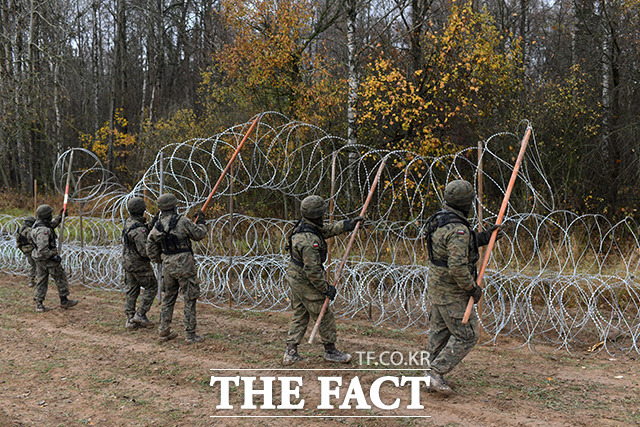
[197,115,259,217]
[58,151,74,253]
[462,126,532,324]
[308,156,387,344]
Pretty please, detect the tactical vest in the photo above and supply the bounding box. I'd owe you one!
[154,214,192,255]
[424,209,479,276]
[122,222,146,257]
[288,220,327,268]
[32,221,57,249]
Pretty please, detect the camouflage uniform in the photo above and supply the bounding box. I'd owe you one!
[30,205,77,311]
[424,179,496,394]
[286,217,349,346]
[16,217,36,287]
[146,194,207,342]
[122,206,157,327]
[283,195,362,365]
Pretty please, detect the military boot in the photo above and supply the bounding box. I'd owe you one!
[323,343,351,363]
[425,371,453,395]
[158,328,178,342]
[283,343,304,366]
[132,312,153,327]
[35,301,48,313]
[125,316,138,329]
[185,333,204,344]
[60,296,78,309]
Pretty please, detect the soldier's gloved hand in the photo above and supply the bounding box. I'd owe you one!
[50,254,62,263]
[194,211,206,225]
[60,208,66,217]
[344,216,364,232]
[149,212,159,229]
[325,285,337,301]
[466,285,482,303]
[485,223,506,241]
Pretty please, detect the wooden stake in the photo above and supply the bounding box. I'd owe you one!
[462,127,532,324]
[58,151,74,253]
[308,156,387,344]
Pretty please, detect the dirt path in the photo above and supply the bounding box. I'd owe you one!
[0,273,638,426]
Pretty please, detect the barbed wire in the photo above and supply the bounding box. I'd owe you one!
[2,112,638,355]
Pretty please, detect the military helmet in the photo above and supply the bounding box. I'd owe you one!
[24,215,36,226]
[36,204,54,220]
[127,197,146,215]
[444,180,475,209]
[300,195,327,220]
[157,193,178,211]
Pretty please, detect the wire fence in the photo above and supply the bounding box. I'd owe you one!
[1,112,638,355]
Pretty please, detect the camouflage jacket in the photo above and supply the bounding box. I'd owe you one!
[29,216,62,262]
[122,215,153,273]
[426,204,493,305]
[287,218,349,295]
[16,224,34,254]
[146,212,207,277]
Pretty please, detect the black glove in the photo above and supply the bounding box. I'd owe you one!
[149,212,159,229]
[194,211,206,225]
[343,216,364,232]
[466,285,482,303]
[50,254,62,263]
[485,224,506,240]
[60,208,66,217]
[325,285,337,301]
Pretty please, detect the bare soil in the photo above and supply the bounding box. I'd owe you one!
[0,272,638,426]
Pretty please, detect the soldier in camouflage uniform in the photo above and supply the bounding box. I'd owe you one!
[30,204,78,312]
[122,197,158,329]
[16,216,37,287]
[283,195,363,365]
[423,180,503,394]
[146,193,208,344]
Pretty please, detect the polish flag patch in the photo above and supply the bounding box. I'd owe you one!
[313,242,319,248]
[457,230,466,235]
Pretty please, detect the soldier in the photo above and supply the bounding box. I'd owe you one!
[16,216,37,287]
[146,193,208,344]
[30,204,78,312]
[283,195,363,366]
[423,179,503,394]
[122,197,158,329]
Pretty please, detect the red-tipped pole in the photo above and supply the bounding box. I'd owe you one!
[462,126,532,324]
[194,115,260,220]
[308,156,387,344]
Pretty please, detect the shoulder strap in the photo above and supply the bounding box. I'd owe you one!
[123,221,146,253]
[288,220,325,267]
[425,210,471,267]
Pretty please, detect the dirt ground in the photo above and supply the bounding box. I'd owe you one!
[0,273,638,426]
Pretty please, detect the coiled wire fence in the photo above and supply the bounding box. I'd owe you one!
[1,112,639,355]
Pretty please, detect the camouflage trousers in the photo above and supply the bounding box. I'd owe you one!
[34,259,69,303]
[286,281,336,345]
[425,299,478,375]
[124,270,157,319]
[22,251,36,286]
[158,270,200,334]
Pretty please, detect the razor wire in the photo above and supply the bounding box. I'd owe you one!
[1,111,639,355]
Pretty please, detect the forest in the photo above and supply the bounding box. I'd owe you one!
[1,0,639,218]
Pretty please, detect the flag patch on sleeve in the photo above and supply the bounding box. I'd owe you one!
[313,242,319,248]
[457,230,465,235]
